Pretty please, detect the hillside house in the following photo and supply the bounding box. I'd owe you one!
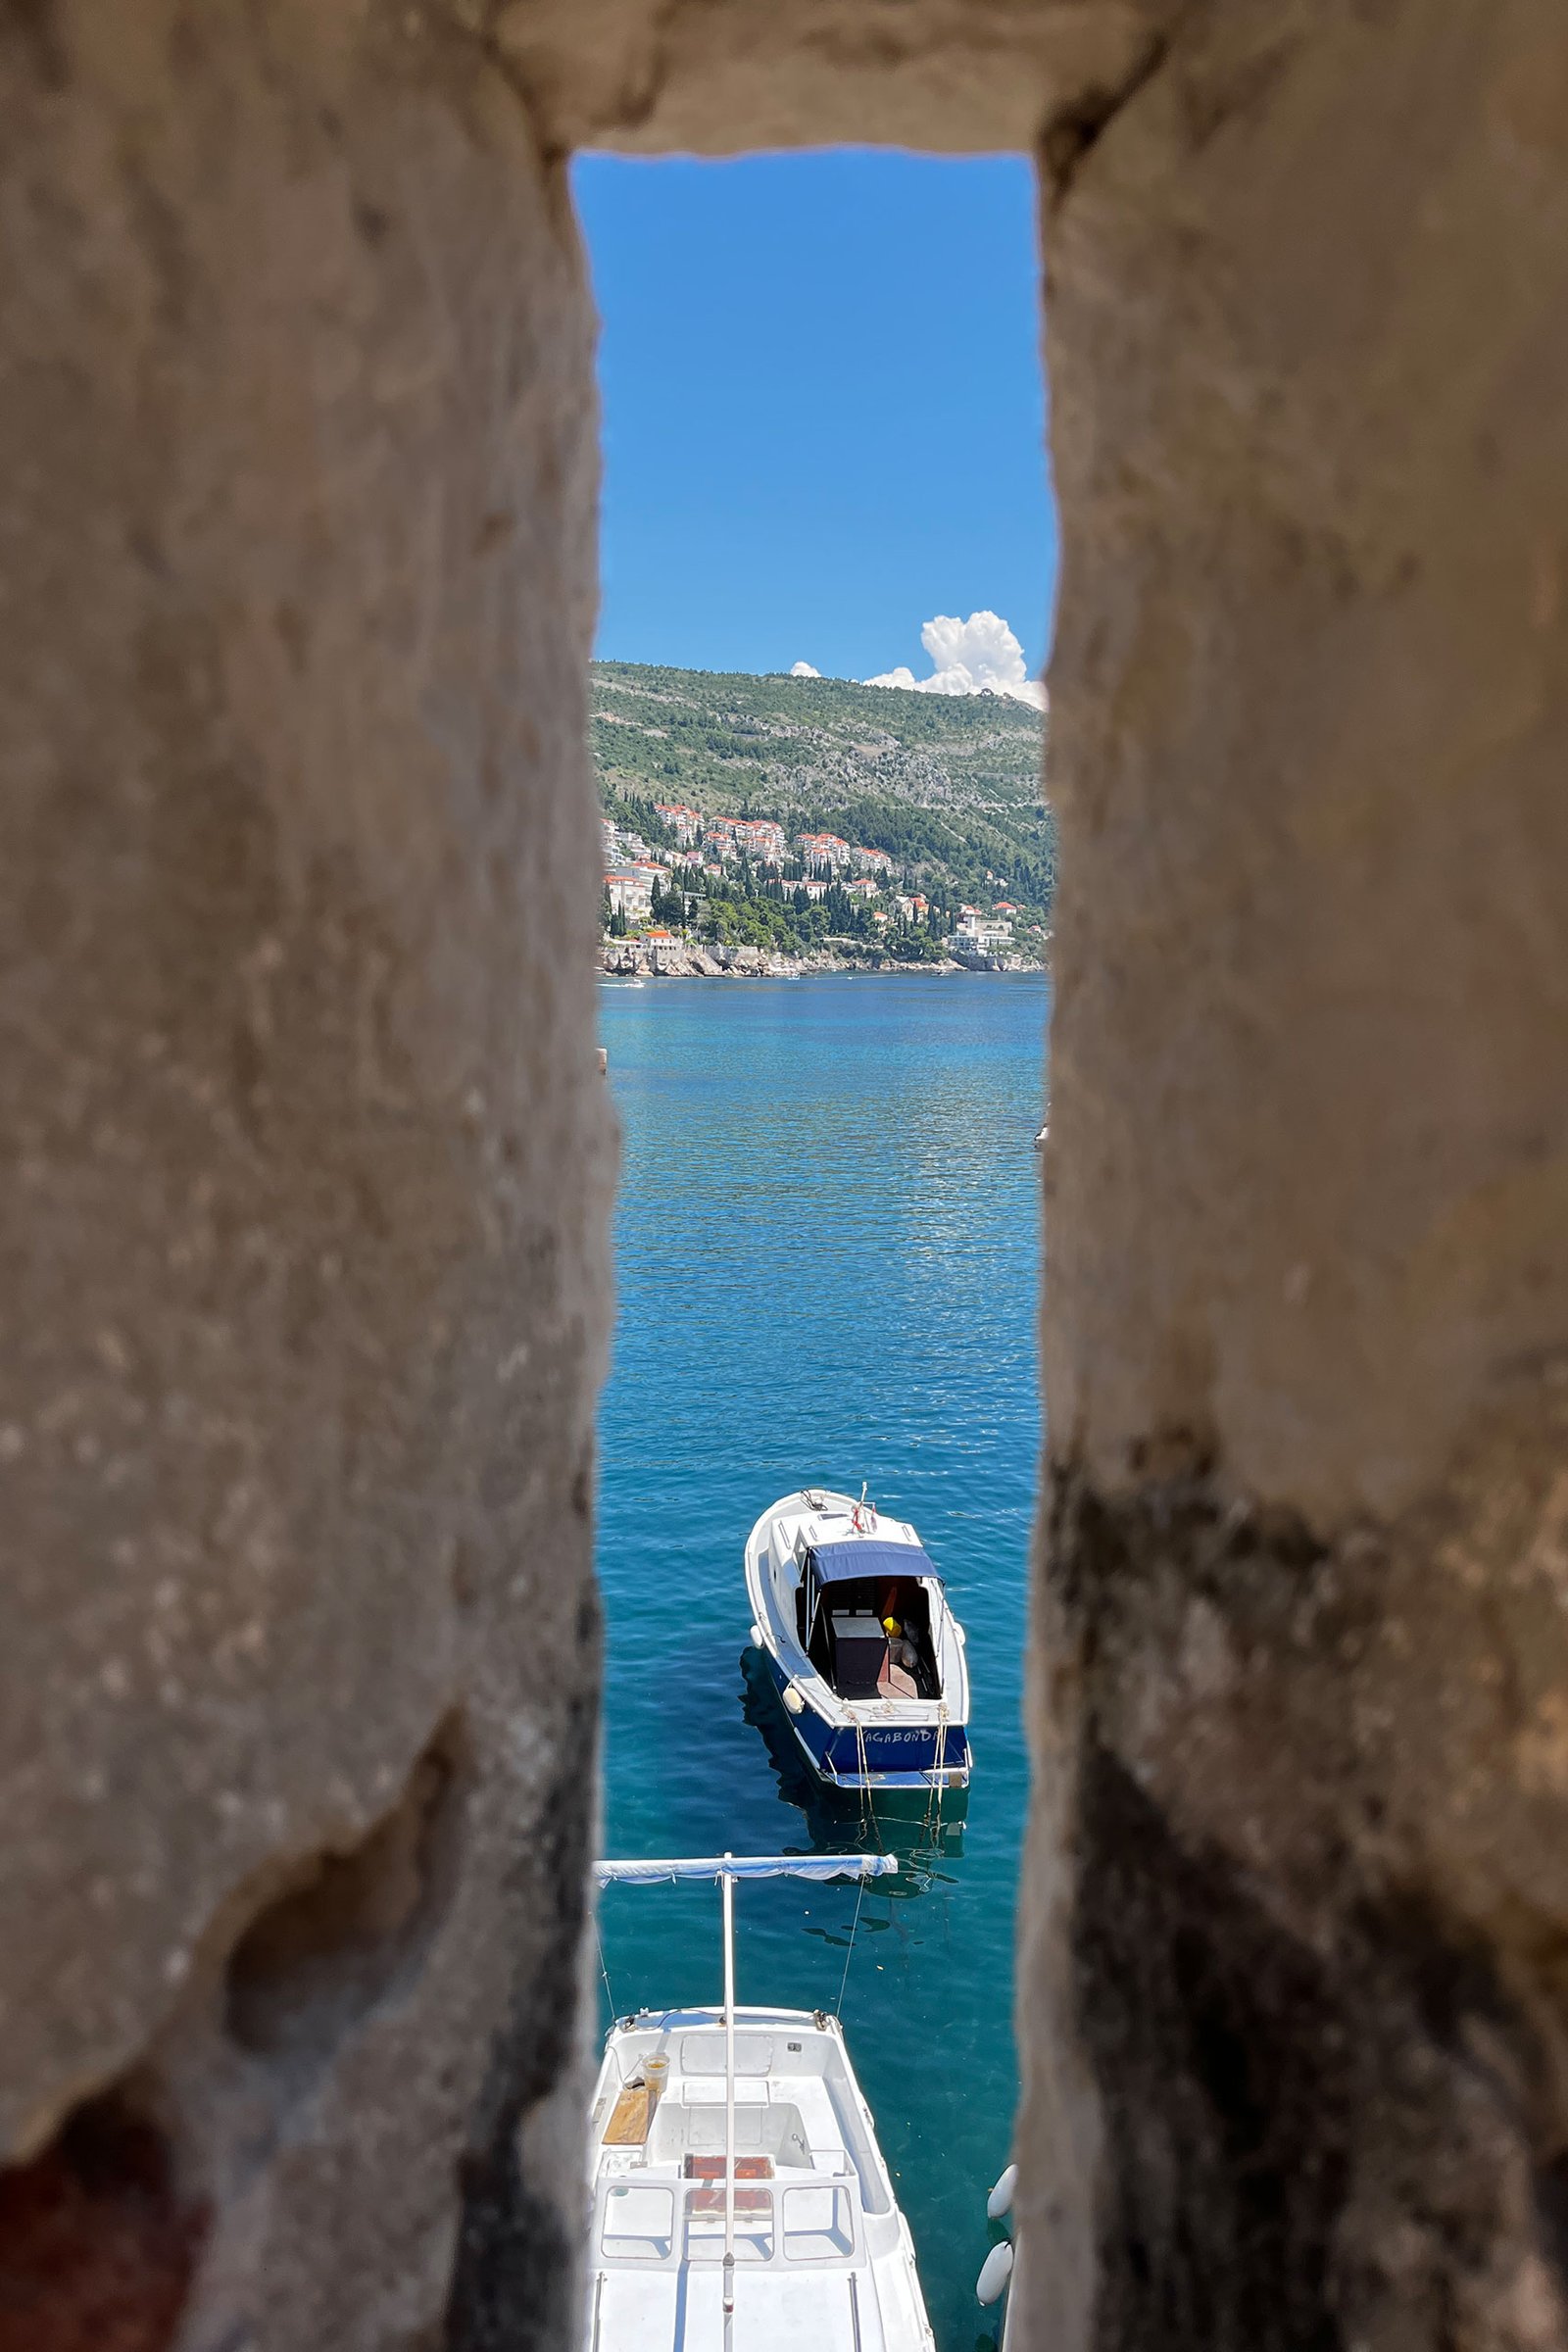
[605,867,654,920]
[734,817,787,862]
[798,830,853,871]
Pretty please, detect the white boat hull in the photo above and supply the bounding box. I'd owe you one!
[584,2007,936,2352]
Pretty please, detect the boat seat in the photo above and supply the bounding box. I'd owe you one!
[827,1610,887,1699]
[788,2081,852,2177]
[603,2083,654,2146]
[684,2155,773,2181]
[687,2186,771,2214]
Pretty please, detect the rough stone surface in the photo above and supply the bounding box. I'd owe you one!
[0,2091,207,2352]
[1,3,610,2345]
[495,0,1177,159]
[1023,3,1568,2349]
[5,0,1568,2346]
[1042,0,1568,1527]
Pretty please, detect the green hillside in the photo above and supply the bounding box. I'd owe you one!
[592,662,1054,935]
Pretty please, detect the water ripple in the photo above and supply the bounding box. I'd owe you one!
[597,972,1048,2350]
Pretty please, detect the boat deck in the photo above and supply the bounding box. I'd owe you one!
[585,2008,933,2352]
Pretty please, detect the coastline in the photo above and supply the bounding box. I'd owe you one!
[599,941,1047,981]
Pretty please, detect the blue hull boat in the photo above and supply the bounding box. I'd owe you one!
[743,1490,973,1792]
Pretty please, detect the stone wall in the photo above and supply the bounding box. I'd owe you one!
[1026,4,1568,2348]
[0,6,610,2345]
[2,0,1565,2347]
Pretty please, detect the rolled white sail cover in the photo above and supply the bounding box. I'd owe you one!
[594,1854,897,1886]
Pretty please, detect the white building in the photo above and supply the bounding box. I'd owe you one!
[952,908,1013,952]
[605,867,654,920]
[798,830,853,872]
[733,817,787,863]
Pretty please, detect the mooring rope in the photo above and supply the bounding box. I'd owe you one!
[595,1919,616,2020]
[852,1713,887,1852]
[834,1866,869,2019]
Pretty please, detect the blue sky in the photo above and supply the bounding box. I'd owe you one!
[572,151,1056,685]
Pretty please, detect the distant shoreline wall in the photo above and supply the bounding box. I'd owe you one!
[598,948,1049,981]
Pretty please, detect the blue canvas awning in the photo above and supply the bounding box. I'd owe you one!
[808,1540,942,1588]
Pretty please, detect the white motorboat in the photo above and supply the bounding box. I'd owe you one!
[744,1491,972,1792]
[587,1854,935,2352]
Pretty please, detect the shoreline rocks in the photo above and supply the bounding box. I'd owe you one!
[599,942,1044,981]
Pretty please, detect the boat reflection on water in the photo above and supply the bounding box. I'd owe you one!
[739,1643,967,1883]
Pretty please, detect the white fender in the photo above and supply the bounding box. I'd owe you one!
[976,2241,1014,2306]
[783,1684,805,1715]
[749,1622,762,1647]
[987,2162,1017,2220]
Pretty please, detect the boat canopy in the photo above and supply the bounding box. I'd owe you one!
[596,1854,897,1886]
[807,1539,942,1588]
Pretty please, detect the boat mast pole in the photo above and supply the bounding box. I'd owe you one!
[722,1854,736,2341]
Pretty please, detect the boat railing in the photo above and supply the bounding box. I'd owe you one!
[592,2176,865,2272]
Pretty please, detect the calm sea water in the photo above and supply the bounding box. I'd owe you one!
[595,972,1048,2351]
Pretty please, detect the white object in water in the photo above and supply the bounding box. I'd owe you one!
[587,1854,932,2351]
[743,1490,973,1791]
[1032,1121,1049,1152]
[976,2240,1015,2306]
[987,2162,1017,2220]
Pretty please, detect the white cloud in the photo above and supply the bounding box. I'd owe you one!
[789,660,820,678]
[864,612,1047,711]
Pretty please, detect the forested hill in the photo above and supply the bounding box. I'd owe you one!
[591,661,1054,912]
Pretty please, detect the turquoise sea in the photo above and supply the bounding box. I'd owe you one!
[595,972,1049,2351]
